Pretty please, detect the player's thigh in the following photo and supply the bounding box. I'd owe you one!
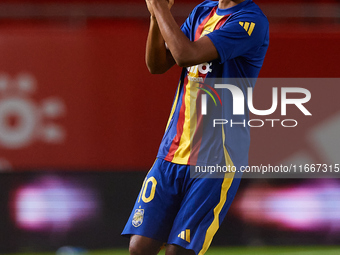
[129,235,164,255]
[167,176,241,254]
[166,244,195,255]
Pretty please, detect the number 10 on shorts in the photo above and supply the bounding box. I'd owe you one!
[138,176,157,203]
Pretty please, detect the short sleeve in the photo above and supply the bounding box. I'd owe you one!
[181,15,191,39]
[206,12,268,63]
[180,2,204,40]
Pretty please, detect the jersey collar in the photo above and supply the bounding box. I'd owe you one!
[216,0,251,16]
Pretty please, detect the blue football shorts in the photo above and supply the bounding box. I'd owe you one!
[121,158,241,255]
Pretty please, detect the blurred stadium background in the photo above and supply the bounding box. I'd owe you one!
[0,0,340,254]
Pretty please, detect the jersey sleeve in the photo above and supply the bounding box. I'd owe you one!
[180,1,204,39]
[206,12,269,63]
[180,14,191,39]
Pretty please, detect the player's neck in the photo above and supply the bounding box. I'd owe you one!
[218,0,246,10]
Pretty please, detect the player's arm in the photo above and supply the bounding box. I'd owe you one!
[145,1,176,74]
[149,0,219,68]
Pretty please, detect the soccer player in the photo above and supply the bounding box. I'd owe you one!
[122,0,269,254]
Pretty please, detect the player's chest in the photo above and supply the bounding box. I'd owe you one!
[193,9,231,41]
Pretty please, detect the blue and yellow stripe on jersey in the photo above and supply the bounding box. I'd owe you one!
[157,0,269,170]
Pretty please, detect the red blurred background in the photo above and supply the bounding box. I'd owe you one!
[0,1,339,253]
[0,0,339,171]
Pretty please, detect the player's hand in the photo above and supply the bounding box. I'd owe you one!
[146,0,174,15]
[145,0,155,17]
[167,0,174,10]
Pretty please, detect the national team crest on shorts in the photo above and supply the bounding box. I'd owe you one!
[132,209,144,227]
